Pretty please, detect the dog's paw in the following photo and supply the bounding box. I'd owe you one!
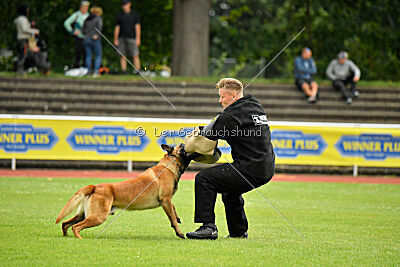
[176,232,185,239]
[177,217,181,224]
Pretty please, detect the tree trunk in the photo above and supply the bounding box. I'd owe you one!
[172,0,211,76]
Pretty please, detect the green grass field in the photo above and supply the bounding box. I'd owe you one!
[0,177,399,266]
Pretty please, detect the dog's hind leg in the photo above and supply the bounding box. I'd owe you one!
[71,193,113,239]
[172,203,181,224]
[160,197,185,239]
[61,213,85,236]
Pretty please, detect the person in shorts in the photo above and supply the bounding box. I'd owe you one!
[113,0,141,74]
[294,47,319,103]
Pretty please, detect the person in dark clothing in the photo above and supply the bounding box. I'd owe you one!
[113,0,141,73]
[82,6,103,77]
[186,78,276,240]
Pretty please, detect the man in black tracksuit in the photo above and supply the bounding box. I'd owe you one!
[186,78,275,240]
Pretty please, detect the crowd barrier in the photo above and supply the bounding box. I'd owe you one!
[1,115,399,173]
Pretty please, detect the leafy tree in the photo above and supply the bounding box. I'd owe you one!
[1,0,399,80]
[1,0,172,72]
[209,0,400,80]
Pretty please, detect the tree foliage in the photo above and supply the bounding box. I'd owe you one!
[1,0,172,72]
[210,0,400,80]
[1,0,399,80]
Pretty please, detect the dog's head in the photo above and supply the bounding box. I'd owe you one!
[161,143,198,174]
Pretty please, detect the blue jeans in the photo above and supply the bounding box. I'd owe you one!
[83,38,102,73]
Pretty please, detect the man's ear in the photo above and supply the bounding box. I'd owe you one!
[161,144,173,154]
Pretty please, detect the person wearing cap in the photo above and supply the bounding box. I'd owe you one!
[185,78,275,240]
[114,0,141,74]
[294,47,319,103]
[326,51,361,105]
[64,1,90,68]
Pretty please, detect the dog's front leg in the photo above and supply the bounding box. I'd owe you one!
[160,197,185,239]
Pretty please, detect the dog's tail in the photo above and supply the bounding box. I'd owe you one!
[55,185,96,224]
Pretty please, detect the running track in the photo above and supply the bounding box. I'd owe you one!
[0,170,399,184]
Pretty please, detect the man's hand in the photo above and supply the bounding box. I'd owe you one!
[73,30,80,36]
[136,39,141,47]
[353,76,360,82]
[114,39,119,46]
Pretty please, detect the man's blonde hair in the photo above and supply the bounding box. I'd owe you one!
[216,78,243,92]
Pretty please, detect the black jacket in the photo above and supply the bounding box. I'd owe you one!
[202,94,275,180]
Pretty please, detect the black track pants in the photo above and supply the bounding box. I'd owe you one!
[194,163,272,236]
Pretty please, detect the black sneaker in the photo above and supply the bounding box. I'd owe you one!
[224,232,248,239]
[186,224,218,240]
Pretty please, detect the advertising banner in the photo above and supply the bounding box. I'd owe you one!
[0,115,399,167]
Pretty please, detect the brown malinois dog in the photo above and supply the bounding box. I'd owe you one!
[55,144,197,239]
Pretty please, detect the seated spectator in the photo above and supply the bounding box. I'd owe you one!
[14,4,39,75]
[294,47,319,103]
[25,22,50,75]
[82,6,103,77]
[326,51,361,105]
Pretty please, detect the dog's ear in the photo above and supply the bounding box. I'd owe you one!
[161,144,173,154]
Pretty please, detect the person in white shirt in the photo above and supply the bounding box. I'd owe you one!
[14,4,39,74]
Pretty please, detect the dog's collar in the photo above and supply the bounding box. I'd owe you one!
[166,155,185,175]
